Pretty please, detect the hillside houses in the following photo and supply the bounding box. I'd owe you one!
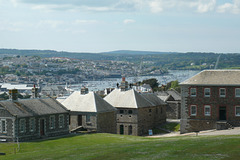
[180,70,240,133]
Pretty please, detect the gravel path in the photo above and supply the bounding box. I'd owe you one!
[148,127,240,138]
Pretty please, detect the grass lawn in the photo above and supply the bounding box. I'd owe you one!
[0,133,240,160]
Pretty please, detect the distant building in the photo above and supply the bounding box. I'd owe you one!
[180,70,240,133]
[156,89,181,119]
[0,89,69,142]
[104,78,166,136]
[133,83,152,93]
[61,89,117,134]
[41,85,67,97]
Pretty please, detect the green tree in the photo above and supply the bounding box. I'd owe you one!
[141,78,159,91]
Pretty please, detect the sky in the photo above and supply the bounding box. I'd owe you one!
[0,0,240,53]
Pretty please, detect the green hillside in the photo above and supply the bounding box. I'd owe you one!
[0,133,240,160]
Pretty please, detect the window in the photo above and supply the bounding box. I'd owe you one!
[49,116,55,129]
[59,115,64,128]
[19,119,26,133]
[204,105,211,116]
[204,88,211,97]
[128,110,133,114]
[86,115,91,122]
[119,110,124,114]
[235,88,240,97]
[0,119,7,133]
[29,118,35,132]
[235,106,240,116]
[149,109,152,113]
[190,88,197,97]
[219,88,226,97]
[190,105,197,116]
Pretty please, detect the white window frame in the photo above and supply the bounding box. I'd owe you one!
[204,88,211,97]
[219,88,226,97]
[29,118,35,132]
[59,115,64,128]
[19,119,26,133]
[190,88,197,97]
[190,105,197,116]
[204,105,211,116]
[235,88,240,97]
[49,115,55,129]
[235,106,240,116]
[0,119,7,133]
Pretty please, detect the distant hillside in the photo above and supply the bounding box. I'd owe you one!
[101,50,180,55]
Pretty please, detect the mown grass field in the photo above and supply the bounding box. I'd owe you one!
[0,133,240,160]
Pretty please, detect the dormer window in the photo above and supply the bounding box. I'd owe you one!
[190,88,196,97]
[219,88,226,97]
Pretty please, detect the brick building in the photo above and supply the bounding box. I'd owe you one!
[180,70,240,133]
[62,89,117,134]
[104,78,166,136]
[0,89,69,142]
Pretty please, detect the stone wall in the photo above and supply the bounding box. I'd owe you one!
[166,101,181,119]
[15,113,69,141]
[97,111,116,134]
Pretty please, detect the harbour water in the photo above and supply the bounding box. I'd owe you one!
[69,70,201,91]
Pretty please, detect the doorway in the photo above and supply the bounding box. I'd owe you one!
[219,106,226,120]
[120,125,124,135]
[40,119,45,136]
[78,115,82,126]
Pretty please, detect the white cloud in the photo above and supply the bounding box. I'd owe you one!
[217,0,240,14]
[123,19,136,24]
[9,0,240,14]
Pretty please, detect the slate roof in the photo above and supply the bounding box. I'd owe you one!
[104,89,158,108]
[166,89,181,101]
[141,93,166,106]
[0,98,68,118]
[180,70,240,86]
[62,91,116,113]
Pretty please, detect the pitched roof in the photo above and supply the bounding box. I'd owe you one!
[62,91,116,113]
[104,89,155,108]
[180,70,240,86]
[0,98,68,118]
[166,89,181,101]
[141,93,166,105]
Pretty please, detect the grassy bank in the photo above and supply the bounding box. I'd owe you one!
[0,133,240,160]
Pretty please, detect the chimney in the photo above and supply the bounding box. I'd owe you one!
[32,85,38,98]
[9,89,18,101]
[81,87,89,95]
[120,77,128,91]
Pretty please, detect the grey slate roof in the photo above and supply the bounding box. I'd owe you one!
[166,89,181,101]
[62,91,116,113]
[141,93,167,106]
[104,89,156,108]
[0,98,68,118]
[180,70,240,86]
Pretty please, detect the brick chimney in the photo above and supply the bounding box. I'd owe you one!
[9,89,18,101]
[81,87,89,95]
[32,85,38,98]
[120,77,128,91]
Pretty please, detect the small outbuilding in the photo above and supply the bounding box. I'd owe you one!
[62,90,117,134]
